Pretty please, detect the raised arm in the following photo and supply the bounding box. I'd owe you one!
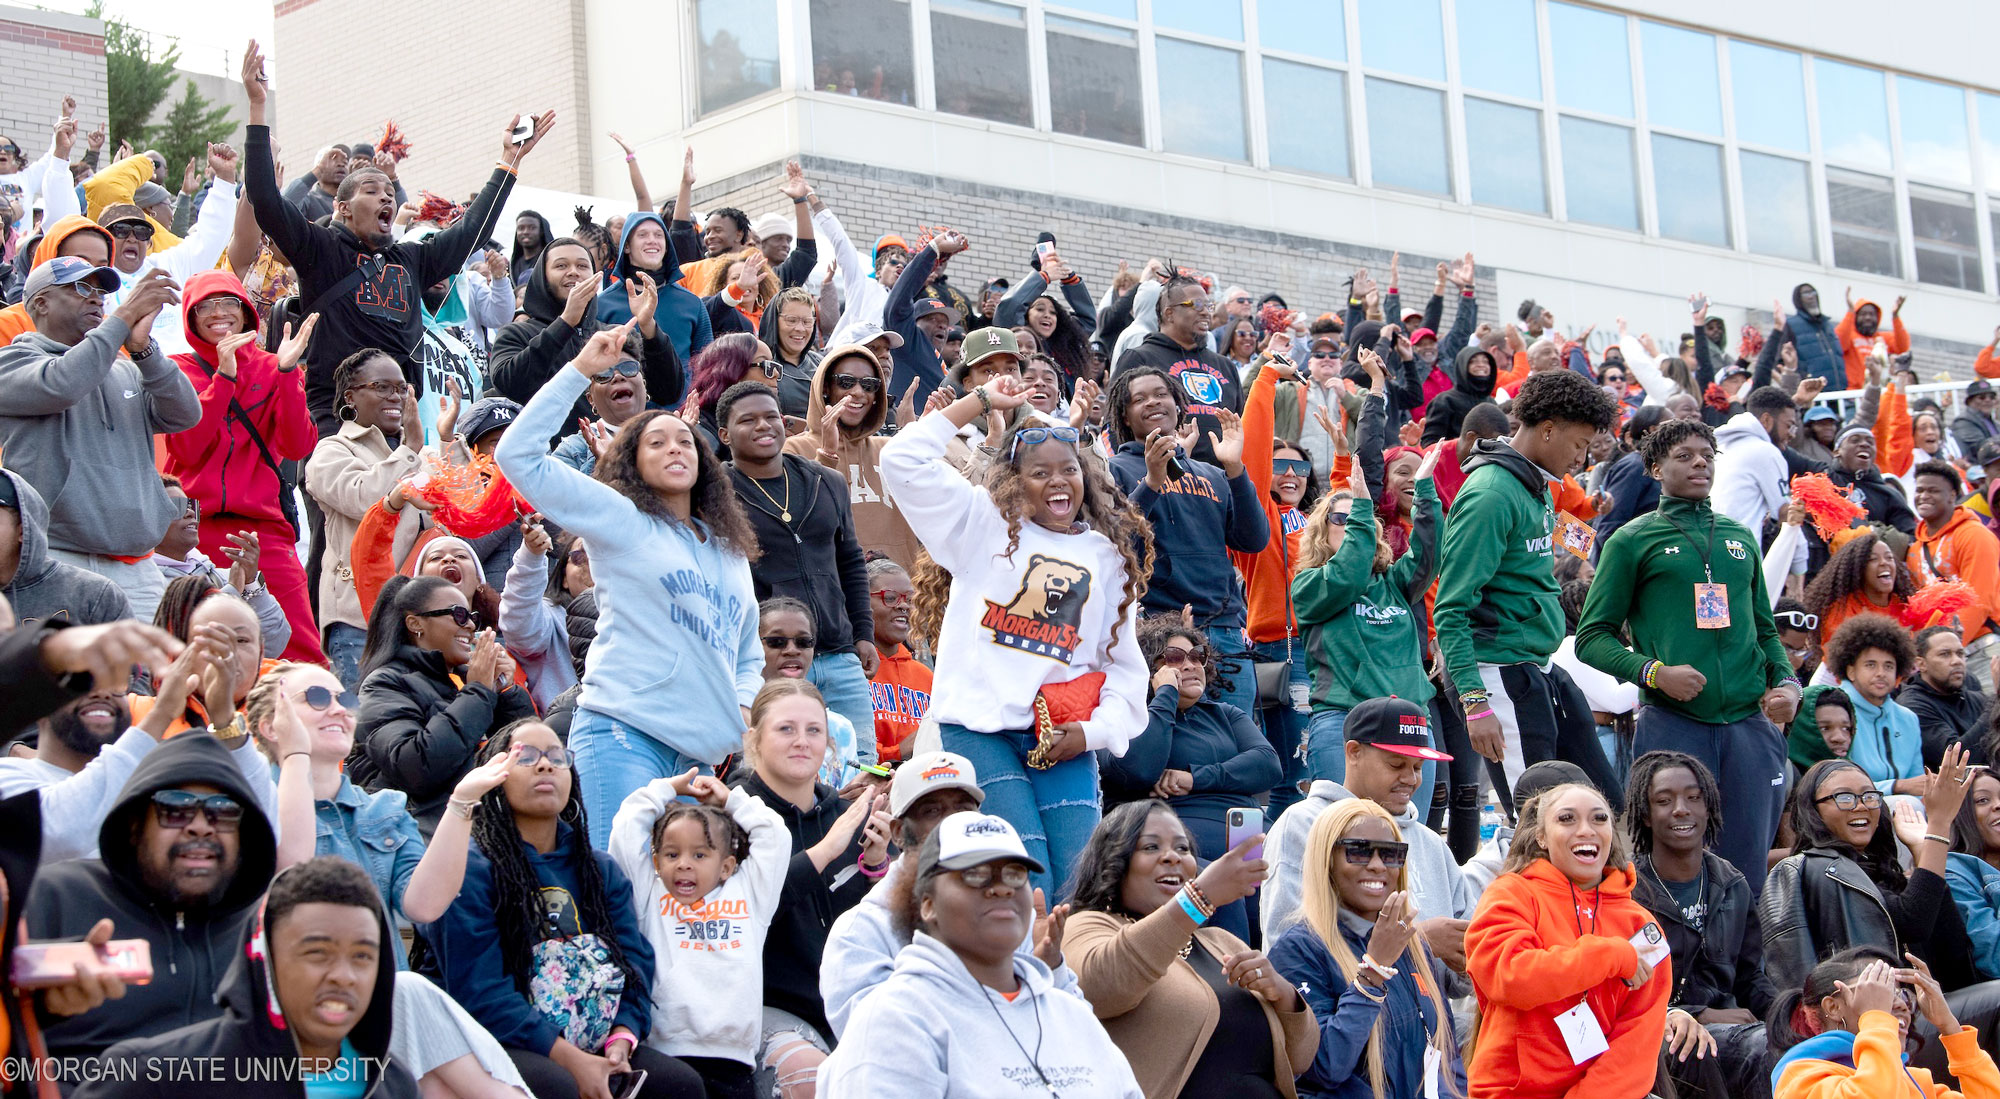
[416,111,549,288]
[491,326,654,541]
[238,40,314,266]
[608,132,652,210]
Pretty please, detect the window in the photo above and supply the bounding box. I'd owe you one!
[1548,3,1631,118]
[1980,93,2000,191]
[1729,40,1807,153]
[1464,98,1546,213]
[1827,168,1901,278]
[1260,0,1344,62]
[694,0,781,115]
[932,0,1031,126]
[1046,15,1143,146]
[1559,116,1638,230]
[1154,0,1240,39]
[1739,151,1816,261]
[1812,59,1890,171]
[1264,59,1350,178]
[1651,134,1728,247]
[1365,78,1449,194]
[1897,75,1972,185]
[1640,23,1719,136]
[809,0,915,104]
[1358,0,1442,81]
[1045,0,1132,15]
[1157,39,1247,161]
[1455,0,1540,101]
[1910,186,1981,290]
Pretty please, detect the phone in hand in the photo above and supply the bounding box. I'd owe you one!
[510,116,535,145]
[12,939,153,988]
[1692,294,1709,312]
[609,1070,648,1099]
[1226,807,1264,863]
[1036,240,1056,259]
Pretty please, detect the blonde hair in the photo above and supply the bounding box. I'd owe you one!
[243,661,314,761]
[1298,799,1458,1099]
[1294,489,1389,575]
[1500,783,1630,878]
[742,678,830,773]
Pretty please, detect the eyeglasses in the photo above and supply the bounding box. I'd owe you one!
[1157,645,1206,667]
[752,360,783,380]
[65,280,110,302]
[1008,424,1080,460]
[1328,511,1351,527]
[178,496,201,518]
[589,360,642,385]
[1814,790,1884,812]
[295,685,358,711]
[871,589,912,608]
[567,547,589,566]
[1272,458,1312,478]
[1338,839,1410,867]
[347,380,405,398]
[192,297,243,317]
[762,634,815,650]
[1775,610,1820,631]
[151,789,244,830]
[109,222,155,243]
[832,373,881,394]
[512,743,571,769]
[411,605,474,627]
[955,862,1030,890]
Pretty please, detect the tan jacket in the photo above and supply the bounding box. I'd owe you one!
[304,421,422,632]
[1064,908,1318,1099]
[781,343,924,569]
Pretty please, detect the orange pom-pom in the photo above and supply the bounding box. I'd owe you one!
[413,191,464,229]
[376,120,411,162]
[1790,473,1865,541]
[402,450,528,539]
[1903,580,1978,631]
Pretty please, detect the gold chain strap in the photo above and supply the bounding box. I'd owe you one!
[1025,693,1059,769]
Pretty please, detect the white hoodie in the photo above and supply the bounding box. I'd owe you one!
[817,931,1143,1098]
[1711,411,1792,549]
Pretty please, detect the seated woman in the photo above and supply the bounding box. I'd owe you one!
[1947,768,2000,982]
[1266,798,1461,1099]
[1768,948,2000,1099]
[134,575,273,738]
[1464,783,1667,1099]
[817,812,1144,1098]
[1063,800,1316,1099]
[350,575,535,837]
[419,720,704,1099]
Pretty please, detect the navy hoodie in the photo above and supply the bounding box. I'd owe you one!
[883,243,948,409]
[1110,330,1244,464]
[1108,442,1270,629]
[597,211,712,364]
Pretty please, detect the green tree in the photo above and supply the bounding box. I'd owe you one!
[86,1,178,152]
[149,79,234,178]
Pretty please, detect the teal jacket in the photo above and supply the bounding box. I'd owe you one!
[1435,441,1561,695]
[1292,484,1440,711]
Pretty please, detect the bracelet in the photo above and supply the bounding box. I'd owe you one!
[624,153,636,163]
[1926,833,1951,845]
[603,1032,636,1052]
[1183,881,1215,917]
[1459,689,1488,708]
[1359,954,1399,980]
[857,853,889,879]
[1643,661,1663,690]
[1175,890,1209,927]
[791,194,808,204]
[1463,709,1494,723]
[1352,979,1387,1003]
[493,160,519,176]
[446,797,476,821]
[972,386,992,416]
[283,751,311,765]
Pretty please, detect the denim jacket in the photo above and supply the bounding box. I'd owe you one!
[312,772,426,968]
[1946,852,2000,981]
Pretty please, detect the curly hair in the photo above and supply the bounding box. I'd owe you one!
[592,409,760,563]
[1512,368,1618,431]
[1912,458,1962,497]
[687,332,763,416]
[1789,758,1905,892]
[1066,799,1187,913]
[715,378,781,435]
[706,206,750,240]
[1500,783,1630,878]
[1293,488,1391,576]
[1823,611,1915,682]
[1557,577,1592,634]
[702,247,780,311]
[1639,418,1716,470]
[1025,293,1097,384]
[757,287,818,359]
[266,856,382,937]
[1136,615,1227,697]
[1803,532,1916,619]
[909,549,949,652]
[648,803,750,867]
[1105,364,1187,448]
[1621,750,1723,856]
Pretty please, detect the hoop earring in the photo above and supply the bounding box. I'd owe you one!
[339,405,357,422]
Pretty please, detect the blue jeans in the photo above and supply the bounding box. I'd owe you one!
[1252,638,1311,819]
[570,707,712,850]
[941,723,1100,900]
[1206,625,1260,729]
[325,623,366,692]
[809,652,876,765]
[1304,708,1436,816]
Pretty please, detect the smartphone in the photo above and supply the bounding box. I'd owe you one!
[1036,241,1057,259]
[609,1070,648,1099]
[12,939,153,988]
[1226,807,1264,862]
[1692,294,1709,312]
[510,116,535,145]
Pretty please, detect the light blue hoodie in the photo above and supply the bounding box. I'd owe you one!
[493,367,763,763]
[1841,682,1924,798]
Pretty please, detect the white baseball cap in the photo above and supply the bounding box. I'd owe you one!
[888,751,984,818]
[918,812,1044,875]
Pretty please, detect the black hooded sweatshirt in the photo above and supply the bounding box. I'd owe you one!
[1340,319,1426,427]
[27,734,278,1068]
[509,209,553,285]
[77,865,419,1099]
[1420,344,1498,446]
[1109,330,1244,464]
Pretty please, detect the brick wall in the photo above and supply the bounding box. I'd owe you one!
[0,5,107,184]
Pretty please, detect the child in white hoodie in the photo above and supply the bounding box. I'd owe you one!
[609,766,788,1099]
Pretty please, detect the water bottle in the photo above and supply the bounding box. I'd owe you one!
[1479,795,1504,843]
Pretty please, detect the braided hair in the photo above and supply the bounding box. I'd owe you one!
[1621,750,1723,856]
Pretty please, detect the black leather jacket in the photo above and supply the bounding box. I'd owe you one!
[1761,848,1978,995]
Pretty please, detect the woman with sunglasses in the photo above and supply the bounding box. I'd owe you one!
[782,342,923,569]
[756,596,860,788]
[1267,798,1462,1099]
[349,574,535,838]
[1062,799,1316,1099]
[758,287,823,420]
[685,332,778,454]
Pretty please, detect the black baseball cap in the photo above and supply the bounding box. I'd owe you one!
[1512,760,1592,807]
[1344,697,1452,761]
[1979,439,2000,466]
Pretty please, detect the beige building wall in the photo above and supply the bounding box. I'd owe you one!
[0,4,106,169]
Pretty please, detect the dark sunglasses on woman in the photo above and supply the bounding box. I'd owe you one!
[1272,458,1312,477]
[413,605,474,627]
[589,360,643,385]
[753,360,783,380]
[762,634,815,650]
[295,685,359,711]
[1337,838,1409,867]
[1157,645,1206,667]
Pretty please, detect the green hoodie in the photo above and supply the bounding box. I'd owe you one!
[1435,440,1562,696]
[1574,495,1795,724]
[1292,485,1440,711]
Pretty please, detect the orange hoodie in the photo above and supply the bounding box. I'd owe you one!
[1876,383,1914,479]
[1908,506,2000,642]
[0,214,115,344]
[868,641,933,763]
[1772,1009,2000,1099]
[1232,365,1308,643]
[1836,300,1909,390]
[1465,859,1668,1099]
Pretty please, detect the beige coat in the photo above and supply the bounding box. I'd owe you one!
[304,420,422,633]
[781,344,924,569]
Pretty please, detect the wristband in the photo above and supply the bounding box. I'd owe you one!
[604,1032,636,1052]
[858,853,889,879]
[1926,833,1951,845]
[447,797,476,821]
[792,194,808,204]
[493,160,519,176]
[624,153,636,163]
[1459,689,1488,707]
[1175,890,1208,927]
[1463,708,1494,723]
[1183,881,1215,917]
[1352,979,1387,1002]
[973,386,992,416]
[1643,661,1663,690]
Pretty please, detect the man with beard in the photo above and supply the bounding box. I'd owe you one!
[1836,290,1908,390]
[25,731,278,1081]
[1896,626,1991,769]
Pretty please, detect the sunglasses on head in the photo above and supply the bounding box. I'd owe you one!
[1157,645,1206,667]
[412,605,474,627]
[762,633,815,650]
[151,789,244,830]
[832,373,880,394]
[109,222,154,242]
[1008,424,1080,460]
[295,685,358,711]
[1338,838,1409,867]
[1272,458,1312,478]
[1774,610,1819,631]
[590,360,642,385]
[753,360,783,380]
[871,588,912,608]
[1814,790,1884,811]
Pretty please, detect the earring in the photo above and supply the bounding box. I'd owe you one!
[339,405,357,422]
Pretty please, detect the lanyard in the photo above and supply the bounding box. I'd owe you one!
[1569,882,1601,937]
[1659,506,1720,584]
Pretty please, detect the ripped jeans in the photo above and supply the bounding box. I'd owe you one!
[940,723,1100,899]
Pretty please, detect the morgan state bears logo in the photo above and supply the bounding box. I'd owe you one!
[982,553,1092,662]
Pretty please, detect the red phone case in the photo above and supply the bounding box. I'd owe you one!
[11,939,154,988]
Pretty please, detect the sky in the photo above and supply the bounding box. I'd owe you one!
[38,0,277,80]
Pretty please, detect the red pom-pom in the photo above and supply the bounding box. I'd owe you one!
[414,191,464,229]
[1903,580,1978,631]
[1790,473,1865,541]
[1738,324,1764,358]
[404,450,527,539]
[1259,301,1296,336]
[376,120,411,163]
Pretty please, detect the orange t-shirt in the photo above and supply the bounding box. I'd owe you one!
[869,644,933,763]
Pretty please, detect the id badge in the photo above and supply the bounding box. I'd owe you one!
[1555,999,1610,1064]
[1555,510,1595,560]
[1694,583,1730,629]
[1423,1046,1441,1099]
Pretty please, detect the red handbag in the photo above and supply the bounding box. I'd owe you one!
[1026,672,1105,769]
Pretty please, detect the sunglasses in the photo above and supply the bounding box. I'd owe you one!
[955,862,1030,889]
[1008,424,1080,460]
[109,222,155,242]
[411,605,474,627]
[0,144,20,158]
[1273,458,1312,478]
[567,547,589,565]
[178,496,201,518]
[511,743,571,768]
[752,360,783,380]
[871,589,913,608]
[832,373,881,394]
[65,280,110,302]
[1338,839,1409,867]
[1173,299,1213,314]
[1328,511,1351,527]
[151,789,244,830]
[1814,790,1884,811]
[295,685,358,711]
[1309,349,1341,360]
[762,634,815,650]
[1157,645,1206,667]
[1774,610,1820,631]
[590,360,643,385]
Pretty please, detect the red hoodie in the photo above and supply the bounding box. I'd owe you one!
[164,271,317,524]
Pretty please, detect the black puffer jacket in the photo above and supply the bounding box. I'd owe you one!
[1420,345,1497,446]
[350,644,535,838]
[561,588,599,678]
[1760,848,1980,996]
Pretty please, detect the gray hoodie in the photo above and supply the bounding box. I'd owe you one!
[817,931,1143,1099]
[0,469,128,627]
[0,318,200,556]
[1261,779,1476,943]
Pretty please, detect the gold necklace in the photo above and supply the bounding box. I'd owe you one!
[747,465,792,523]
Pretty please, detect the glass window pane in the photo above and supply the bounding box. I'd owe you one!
[1911,186,1981,291]
[1898,75,1972,185]
[1559,115,1638,229]
[1981,93,2000,191]
[695,0,781,115]
[1047,17,1143,146]
[809,0,915,104]
[1157,39,1247,160]
[1548,3,1631,118]
[1456,0,1540,101]
[1264,59,1351,177]
[932,0,1031,127]
[1358,0,1443,81]
[1154,0,1241,39]
[1365,78,1449,194]
[1259,0,1344,62]
[1728,40,1807,153]
[1992,208,2000,293]
[1827,168,1902,278]
[1045,0,1134,17]
[1464,98,1546,213]
[1740,151,1816,261]
[1651,134,1728,247]
[1812,59,1890,171]
[1640,22,1719,136]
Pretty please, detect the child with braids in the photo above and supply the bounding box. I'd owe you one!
[880,372,1153,898]
[420,719,705,1099]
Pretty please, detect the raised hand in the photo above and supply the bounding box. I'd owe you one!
[933,229,969,256]
[1386,251,1401,289]
[240,39,269,107]
[1208,407,1245,476]
[181,156,202,196]
[1364,890,1418,967]
[981,373,1028,410]
[38,620,180,695]
[1447,252,1476,289]
[1191,833,1268,908]
[608,132,635,156]
[500,110,557,166]
[467,630,501,689]
[626,271,659,331]
[779,159,811,201]
[1689,291,1709,323]
[437,377,463,441]
[1067,377,1100,430]
[520,515,552,557]
[1922,742,1974,828]
[1357,346,1387,389]
[561,274,600,329]
[1143,429,1176,490]
[213,330,258,379]
[114,271,180,351]
[221,530,261,593]
[451,748,516,805]
[1032,889,1069,971]
[1415,442,1442,481]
